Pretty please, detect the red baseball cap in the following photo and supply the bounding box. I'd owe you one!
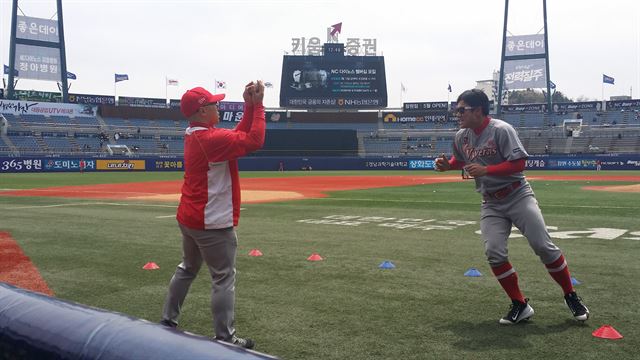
[180,87,225,118]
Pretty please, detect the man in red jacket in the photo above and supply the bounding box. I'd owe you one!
[161,81,265,349]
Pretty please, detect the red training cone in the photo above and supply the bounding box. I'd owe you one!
[307,253,324,261]
[592,325,623,339]
[142,262,160,270]
[248,249,263,257]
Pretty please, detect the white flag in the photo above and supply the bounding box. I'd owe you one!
[167,78,179,86]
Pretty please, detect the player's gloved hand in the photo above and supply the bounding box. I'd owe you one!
[435,153,450,172]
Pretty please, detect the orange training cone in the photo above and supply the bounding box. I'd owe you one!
[248,249,263,257]
[307,253,324,261]
[143,262,160,270]
[592,325,623,339]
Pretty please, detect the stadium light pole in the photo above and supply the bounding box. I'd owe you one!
[496,0,509,117]
[57,0,69,103]
[7,0,18,100]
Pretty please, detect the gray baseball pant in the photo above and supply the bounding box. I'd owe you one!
[480,186,562,266]
[162,223,237,340]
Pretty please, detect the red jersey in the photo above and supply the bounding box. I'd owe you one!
[177,104,265,229]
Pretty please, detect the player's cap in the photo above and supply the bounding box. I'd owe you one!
[180,87,225,118]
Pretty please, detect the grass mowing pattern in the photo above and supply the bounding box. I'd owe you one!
[1,170,639,359]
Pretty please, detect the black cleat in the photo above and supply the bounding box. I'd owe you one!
[499,298,535,325]
[565,291,589,321]
[159,319,178,328]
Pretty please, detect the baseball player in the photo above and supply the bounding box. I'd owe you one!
[160,81,265,348]
[435,89,589,325]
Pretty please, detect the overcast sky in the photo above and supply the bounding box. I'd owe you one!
[1,0,639,108]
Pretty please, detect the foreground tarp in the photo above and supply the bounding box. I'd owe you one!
[0,282,278,359]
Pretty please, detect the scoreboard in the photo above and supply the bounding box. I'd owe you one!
[279,52,387,109]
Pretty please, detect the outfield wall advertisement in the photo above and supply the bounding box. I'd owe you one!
[2,155,640,173]
[0,99,97,117]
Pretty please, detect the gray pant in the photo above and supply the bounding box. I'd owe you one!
[162,223,237,340]
[480,184,561,266]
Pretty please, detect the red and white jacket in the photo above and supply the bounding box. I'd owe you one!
[177,103,265,230]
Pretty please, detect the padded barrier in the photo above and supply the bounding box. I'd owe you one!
[0,282,278,360]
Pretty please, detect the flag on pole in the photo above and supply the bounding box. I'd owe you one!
[549,80,556,89]
[264,81,274,88]
[167,78,179,86]
[67,71,77,80]
[401,82,407,93]
[216,80,226,89]
[4,65,18,76]
[115,73,129,83]
[603,74,615,85]
[447,83,452,92]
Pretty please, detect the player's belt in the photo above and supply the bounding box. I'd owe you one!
[484,181,522,201]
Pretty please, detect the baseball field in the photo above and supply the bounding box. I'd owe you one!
[1,170,639,359]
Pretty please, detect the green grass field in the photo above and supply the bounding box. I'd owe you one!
[1,170,639,359]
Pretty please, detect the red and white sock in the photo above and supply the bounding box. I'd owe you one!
[545,254,574,295]
[491,262,525,303]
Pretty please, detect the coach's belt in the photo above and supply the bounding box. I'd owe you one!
[484,181,522,201]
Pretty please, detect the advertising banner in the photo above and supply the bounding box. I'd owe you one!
[403,102,448,112]
[0,99,96,117]
[606,99,640,110]
[382,112,447,123]
[505,34,545,56]
[118,96,167,108]
[501,103,547,113]
[553,101,602,113]
[68,94,116,105]
[43,158,96,171]
[15,44,61,81]
[14,90,62,103]
[503,58,547,89]
[152,159,184,171]
[16,16,59,43]
[96,159,146,170]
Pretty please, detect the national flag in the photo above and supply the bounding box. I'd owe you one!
[167,78,179,86]
[4,65,18,76]
[401,83,407,93]
[447,83,452,92]
[216,80,226,89]
[264,82,273,88]
[67,71,77,80]
[603,74,615,85]
[115,73,129,83]
[549,80,556,89]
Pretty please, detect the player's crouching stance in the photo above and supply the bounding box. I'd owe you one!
[435,89,589,325]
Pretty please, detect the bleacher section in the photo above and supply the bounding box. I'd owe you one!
[2,102,640,158]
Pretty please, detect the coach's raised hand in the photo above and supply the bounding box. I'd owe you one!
[435,153,451,172]
[243,81,255,103]
[252,80,265,104]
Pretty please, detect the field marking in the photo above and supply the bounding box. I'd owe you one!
[155,215,176,218]
[4,201,177,210]
[315,197,640,210]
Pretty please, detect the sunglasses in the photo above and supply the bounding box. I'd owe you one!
[453,106,476,115]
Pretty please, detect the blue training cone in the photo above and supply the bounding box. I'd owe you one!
[464,268,483,277]
[571,277,582,285]
[378,261,396,269]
